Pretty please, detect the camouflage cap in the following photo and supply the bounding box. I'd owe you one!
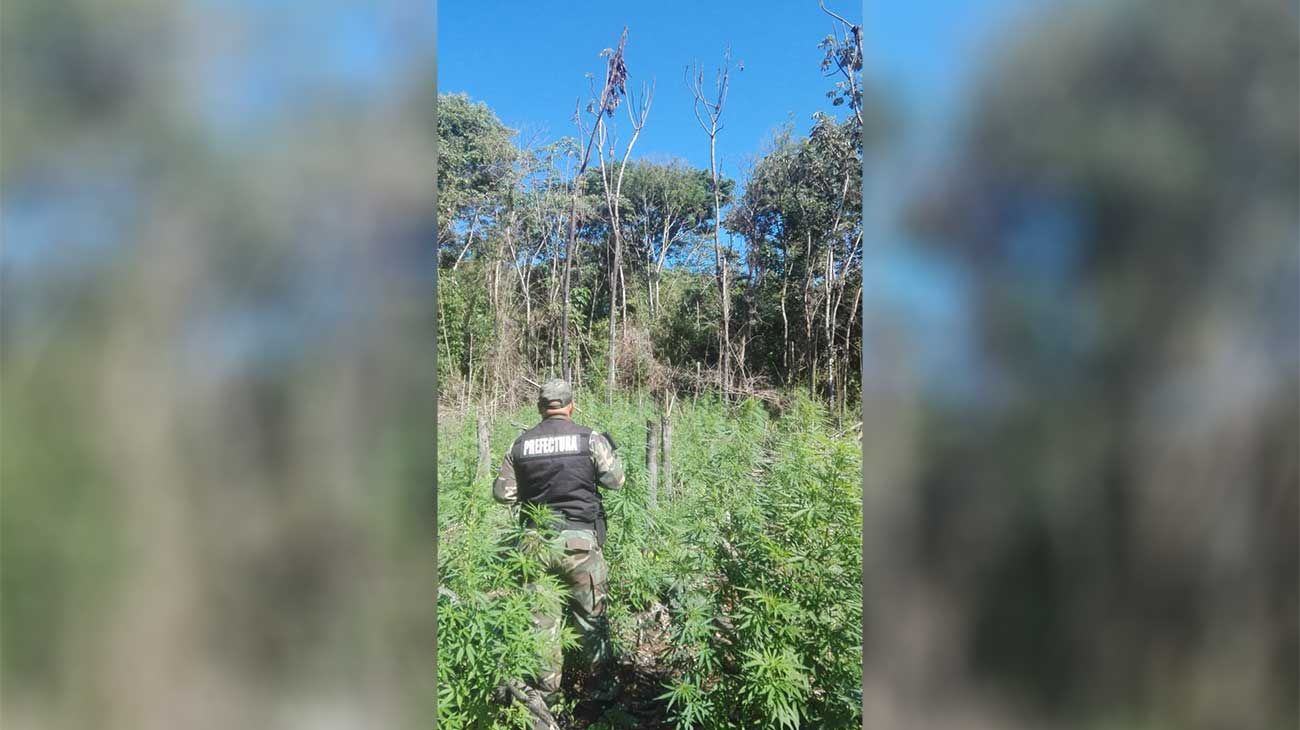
[538,379,574,410]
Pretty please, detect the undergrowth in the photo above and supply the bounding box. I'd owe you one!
[437,393,862,729]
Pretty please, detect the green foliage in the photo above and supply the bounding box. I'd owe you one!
[653,270,720,364]
[725,116,864,396]
[438,93,517,261]
[438,394,862,728]
[434,87,863,404]
[437,266,496,385]
[617,160,717,264]
[438,412,578,729]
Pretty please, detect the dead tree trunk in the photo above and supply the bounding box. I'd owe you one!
[688,50,734,395]
[563,27,629,381]
[596,77,652,404]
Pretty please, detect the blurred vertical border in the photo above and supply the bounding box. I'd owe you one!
[2,1,437,728]
[860,0,1297,728]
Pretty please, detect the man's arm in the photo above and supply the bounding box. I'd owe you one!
[590,432,625,490]
[492,448,518,505]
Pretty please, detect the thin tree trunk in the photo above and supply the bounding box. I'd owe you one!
[562,187,577,381]
[598,84,651,405]
[619,263,628,329]
[710,131,731,394]
[689,52,732,396]
[608,236,618,404]
[780,264,790,375]
[566,28,629,382]
[451,214,479,271]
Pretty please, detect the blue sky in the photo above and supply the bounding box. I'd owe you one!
[438,1,1029,172]
[438,1,861,177]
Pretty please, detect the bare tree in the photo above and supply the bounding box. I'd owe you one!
[561,27,630,382]
[595,75,653,404]
[687,49,734,394]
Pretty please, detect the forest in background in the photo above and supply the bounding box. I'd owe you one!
[436,9,869,417]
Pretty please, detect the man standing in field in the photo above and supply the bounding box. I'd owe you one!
[493,379,625,729]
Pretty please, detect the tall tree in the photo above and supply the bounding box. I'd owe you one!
[436,94,516,269]
[687,49,736,393]
[617,159,717,319]
[727,115,862,398]
[562,28,630,382]
[594,75,653,403]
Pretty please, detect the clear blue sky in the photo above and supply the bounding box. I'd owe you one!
[438,1,861,177]
[438,1,1030,173]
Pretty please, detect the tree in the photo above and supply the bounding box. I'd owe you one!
[817,1,865,130]
[437,94,516,269]
[726,115,862,402]
[687,49,737,393]
[561,27,632,382]
[617,159,718,319]
[593,70,653,404]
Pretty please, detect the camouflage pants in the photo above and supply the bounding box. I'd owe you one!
[528,528,610,703]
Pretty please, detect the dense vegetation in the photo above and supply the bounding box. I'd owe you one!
[437,394,862,729]
[436,10,869,417]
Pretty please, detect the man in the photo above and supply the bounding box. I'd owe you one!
[493,379,624,729]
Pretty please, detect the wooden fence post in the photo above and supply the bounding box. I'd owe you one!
[646,418,660,508]
[476,412,491,481]
[661,406,673,501]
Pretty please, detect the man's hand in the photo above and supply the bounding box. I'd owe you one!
[492,449,519,504]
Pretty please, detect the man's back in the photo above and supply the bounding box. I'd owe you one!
[511,416,599,525]
[493,413,624,539]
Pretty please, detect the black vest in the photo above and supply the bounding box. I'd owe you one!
[511,416,603,529]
